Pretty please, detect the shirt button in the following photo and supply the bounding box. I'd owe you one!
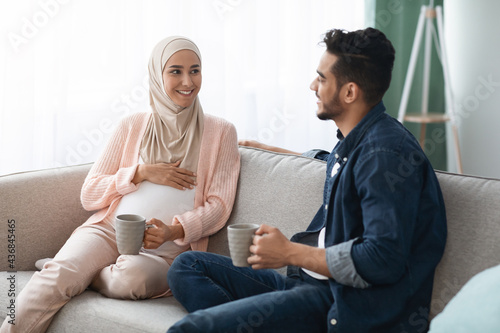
[334,153,339,159]
[330,319,338,326]
[325,204,328,210]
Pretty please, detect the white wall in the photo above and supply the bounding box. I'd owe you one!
[444,0,500,178]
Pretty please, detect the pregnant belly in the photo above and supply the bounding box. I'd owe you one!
[114,181,195,225]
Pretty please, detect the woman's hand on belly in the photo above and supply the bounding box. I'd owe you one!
[143,218,185,249]
[132,161,197,190]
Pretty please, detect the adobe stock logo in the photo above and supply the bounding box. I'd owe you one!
[212,0,243,20]
[246,108,297,144]
[7,0,71,52]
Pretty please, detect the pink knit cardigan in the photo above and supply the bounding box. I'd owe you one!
[80,112,240,252]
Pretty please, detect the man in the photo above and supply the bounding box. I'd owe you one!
[166,28,447,332]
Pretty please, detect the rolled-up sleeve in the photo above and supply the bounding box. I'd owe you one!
[326,238,371,288]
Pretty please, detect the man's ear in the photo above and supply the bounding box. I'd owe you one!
[343,82,361,104]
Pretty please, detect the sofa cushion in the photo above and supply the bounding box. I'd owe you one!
[428,264,500,332]
[208,146,327,263]
[431,171,500,318]
[0,271,187,333]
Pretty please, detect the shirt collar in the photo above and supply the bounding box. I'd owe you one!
[333,101,387,161]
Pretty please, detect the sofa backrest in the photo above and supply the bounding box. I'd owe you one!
[430,171,500,318]
[208,147,326,263]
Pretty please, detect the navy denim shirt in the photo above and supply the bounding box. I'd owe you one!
[289,102,447,332]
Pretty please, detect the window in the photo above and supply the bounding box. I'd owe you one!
[0,0,365,175]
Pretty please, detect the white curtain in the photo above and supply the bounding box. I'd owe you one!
[0,0,365,176]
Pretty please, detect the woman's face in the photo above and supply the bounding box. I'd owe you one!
[162,49,202,108]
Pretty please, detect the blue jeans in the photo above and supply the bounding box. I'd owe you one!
[167,251,333,333]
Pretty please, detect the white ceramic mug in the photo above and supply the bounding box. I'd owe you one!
[227,223,260,267]
[115,214,150,255]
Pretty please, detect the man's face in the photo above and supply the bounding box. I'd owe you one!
[310,51,343,121]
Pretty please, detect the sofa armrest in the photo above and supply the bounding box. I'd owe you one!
[0,164,94,271]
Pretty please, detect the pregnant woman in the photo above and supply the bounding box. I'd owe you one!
[1,36,240,333]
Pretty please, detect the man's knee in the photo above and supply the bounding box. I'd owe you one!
[168,251,197,289]
[173,251,203,266]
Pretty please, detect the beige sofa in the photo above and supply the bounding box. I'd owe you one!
[1,146,500,332]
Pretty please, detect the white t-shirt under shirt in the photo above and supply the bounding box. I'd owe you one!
[114,161,194,261]
[302,227,329,280]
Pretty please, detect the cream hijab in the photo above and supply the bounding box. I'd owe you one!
[140,36,204,172]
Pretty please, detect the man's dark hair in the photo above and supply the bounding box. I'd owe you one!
[322,28,395,107]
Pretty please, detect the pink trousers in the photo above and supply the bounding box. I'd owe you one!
[0,220,173,333]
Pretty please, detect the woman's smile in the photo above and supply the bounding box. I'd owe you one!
[177,89,194,95]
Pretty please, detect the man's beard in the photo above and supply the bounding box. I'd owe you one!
[316,89,343,121]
